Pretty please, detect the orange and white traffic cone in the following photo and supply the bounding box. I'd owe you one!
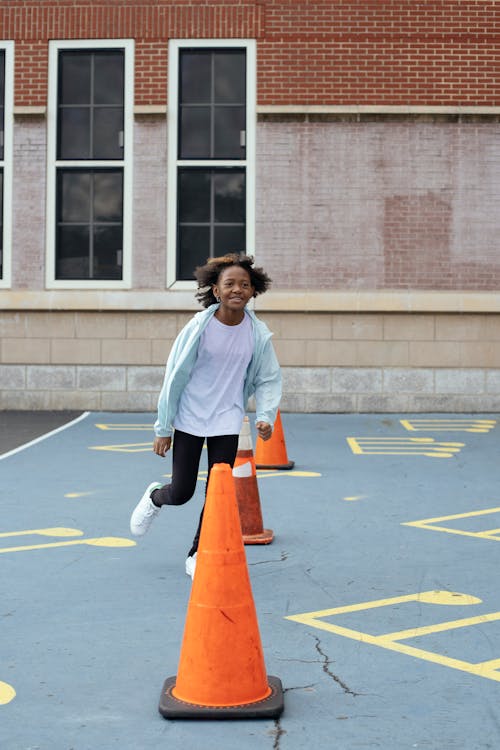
[255,409,294,470]
[233,416,273,545]
[158,463,284,719]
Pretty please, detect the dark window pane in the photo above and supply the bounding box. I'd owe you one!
[178,225,210,280]
[214,52,245,103]
[93,225,122,279]
[56,225,90,279]
[56,168,123,280]
[179,107,211,158]
[57,171,91,222]
[214,172,245,222]
[214,225,246,257]
[0,53,4,162]
[214,106,246,158]
[93,108,123,159]
[179,170,211,222]
[59,53,91,105]
[0,52,5,100]
[94,171,123,221]
[0,106,4,161]
[58,108,90,159]
[94,52,124,105]
[180,51,211,104]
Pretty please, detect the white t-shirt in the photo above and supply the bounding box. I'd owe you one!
[174,312,253,437]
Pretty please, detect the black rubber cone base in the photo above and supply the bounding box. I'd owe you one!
[159,675,284,720]
[255,461,295,470]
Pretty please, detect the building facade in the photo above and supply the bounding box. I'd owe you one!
[1,0,500,412]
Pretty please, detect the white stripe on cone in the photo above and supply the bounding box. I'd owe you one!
[233,461,252,478]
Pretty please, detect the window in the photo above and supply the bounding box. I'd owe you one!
[167,41,256,286]
[47,41,133,288]
[0,42,13,288]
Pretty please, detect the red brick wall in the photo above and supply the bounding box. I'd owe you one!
[1,0,498,107]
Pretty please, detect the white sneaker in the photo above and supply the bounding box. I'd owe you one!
[130,482,162,536]
[185,552,197,579]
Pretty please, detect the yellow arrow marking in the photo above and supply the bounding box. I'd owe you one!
[256,470,321,478]
[95,423,153,431]
[347,437,464,458]
[0,681,16,705]
[161,470,322,481]
[89,442,152,452]
[286,590,500,683]
[403,506,500,541]
[0,536,136,554]
[0,527,83,539]
[401,419,496,433]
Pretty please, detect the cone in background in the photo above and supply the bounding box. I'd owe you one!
[159,463,284,720]
[233,416,273,545]
[255,409,295,470]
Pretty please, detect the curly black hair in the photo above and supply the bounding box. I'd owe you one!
[194,253,272,308]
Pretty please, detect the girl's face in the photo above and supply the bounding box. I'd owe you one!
[213,266,255,311]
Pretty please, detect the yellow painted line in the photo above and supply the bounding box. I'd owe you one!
[343,495,367,502]
[89,442,152,452]
[64,492,95,498]
[401,419,496,433]
[95,423,152,430]
[0,527,84,539]
[0,681,16,705]
[0,536,136,554]
[403,507,500,542]
[286,590,500,683]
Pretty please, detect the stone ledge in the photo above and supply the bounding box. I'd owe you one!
[3,290,500,313]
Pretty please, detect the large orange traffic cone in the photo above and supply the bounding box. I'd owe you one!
[158,463,284,719]
[233,416,273,545]
[255,409,295,470]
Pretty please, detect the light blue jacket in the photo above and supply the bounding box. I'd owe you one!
[154,304,282,438]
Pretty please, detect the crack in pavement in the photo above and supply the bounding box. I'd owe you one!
[271,718,286,750]
[268,686,315,750]
[314,636,360,697]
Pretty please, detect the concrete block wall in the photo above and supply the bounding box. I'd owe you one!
[2,310,500,412]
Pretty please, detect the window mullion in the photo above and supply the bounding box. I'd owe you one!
[89,54,94,159]
[89,172,94,279]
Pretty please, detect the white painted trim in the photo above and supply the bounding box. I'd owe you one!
[134,105,167,115]
[46,39,134,290]
[167,39,256,287]
[256,104,500,116]
[0,412,90,462]
[2,289,500,313]
[13,106,47,116]
[0,42,14,289]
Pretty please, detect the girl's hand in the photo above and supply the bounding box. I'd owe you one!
[256,421,272,441]
[153,436,172,456]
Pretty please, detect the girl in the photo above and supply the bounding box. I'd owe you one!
[130,253,282,578]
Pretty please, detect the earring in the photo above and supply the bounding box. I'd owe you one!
[215,295,220,302]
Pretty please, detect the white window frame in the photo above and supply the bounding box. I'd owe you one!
[46,39,134,290]
[167,39,256,289]
[0,42,14,289]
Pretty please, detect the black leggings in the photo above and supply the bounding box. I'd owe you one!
[151,430,239,556]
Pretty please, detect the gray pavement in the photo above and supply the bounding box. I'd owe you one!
[1,411,500,749]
